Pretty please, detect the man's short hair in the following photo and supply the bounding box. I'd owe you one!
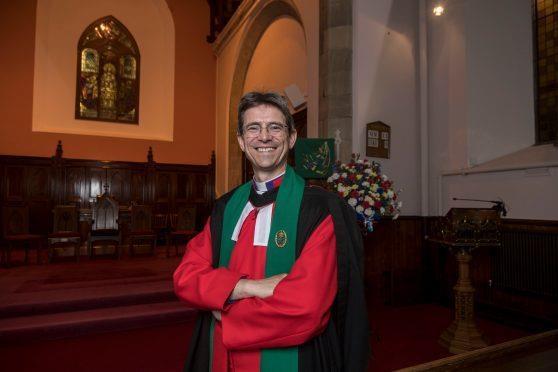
[237,91,295,135]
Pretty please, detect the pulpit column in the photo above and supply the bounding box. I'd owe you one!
[439,248,488,353]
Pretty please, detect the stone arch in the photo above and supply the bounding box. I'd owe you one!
[227,0,305,188]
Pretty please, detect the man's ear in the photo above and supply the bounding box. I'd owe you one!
[288,129,297,149]
[237,134,246,153]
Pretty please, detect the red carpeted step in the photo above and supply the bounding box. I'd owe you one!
[0,301,197,344]
[0,282,177,318]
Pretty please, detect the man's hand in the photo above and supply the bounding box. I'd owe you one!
[212,310,222,321]
[230,273,287,300]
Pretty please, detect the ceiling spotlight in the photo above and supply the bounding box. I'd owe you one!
[433,5,445,16]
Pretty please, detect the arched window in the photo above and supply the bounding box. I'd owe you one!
[75,16,140,124]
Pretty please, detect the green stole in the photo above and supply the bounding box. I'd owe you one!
[211,165,305,372]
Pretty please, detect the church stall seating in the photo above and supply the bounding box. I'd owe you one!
[2,205,44,266]
[0,143,215,263]
[48,205,81,262]
[167,206,198,257]
[89,193,121,259]
[153,213,169,247]
[128,204,157,256]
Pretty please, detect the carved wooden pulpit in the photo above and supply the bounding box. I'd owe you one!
[428,208,501,354]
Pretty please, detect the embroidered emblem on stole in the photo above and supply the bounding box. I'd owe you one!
[275,230,287,248]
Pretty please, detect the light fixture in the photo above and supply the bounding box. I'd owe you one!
[433,5,445,16]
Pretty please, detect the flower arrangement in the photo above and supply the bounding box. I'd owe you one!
[327,154,402,232]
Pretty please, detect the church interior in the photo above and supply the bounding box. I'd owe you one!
[1,0,558,371]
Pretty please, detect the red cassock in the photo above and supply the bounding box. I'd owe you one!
[173,207,338,372]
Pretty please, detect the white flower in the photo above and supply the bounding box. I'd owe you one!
[362,181,370,187]
[348,198,357,207]
[364,196,373,203]
[387,190,394,198]
[327,176,333,183]
[332,173,340,180]
[356,205,364,213]
[364,168,372,174]
[337,185,345,193]
[380,207,385,214]
[341,172,348,178]
[382,174,388,181]
[364,208,373,216]
[397,201,403,209]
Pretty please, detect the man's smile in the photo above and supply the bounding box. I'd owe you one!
[255,146,277,152]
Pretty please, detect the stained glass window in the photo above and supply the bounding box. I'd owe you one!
[534,0,558,143]
[75,16,140,124]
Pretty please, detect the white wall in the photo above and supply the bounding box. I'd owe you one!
[426,0,558,220]
[353,0,421,216]
[353,0,557,220]
[464,0,535,166]
[32,0,175,141]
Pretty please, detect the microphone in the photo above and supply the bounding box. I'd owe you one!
[452,197,507,217]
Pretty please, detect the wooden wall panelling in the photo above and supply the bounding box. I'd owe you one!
[0,148,215,242]
[155,171,174,213]
[5,166,25,201]
[107,167,131,203]
[64,166,86,205]
[391,217,425,304]
[175,173,190,203]
[26,165,52,234]
[130,170,146,204]
[363,216,424,306]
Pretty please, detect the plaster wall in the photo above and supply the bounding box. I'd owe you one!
[244,18,307,97]
[353,0,421,215]
[214,0,318,195]
[0,0,215,165]
[33,0,175,142]
[427,0,558,219]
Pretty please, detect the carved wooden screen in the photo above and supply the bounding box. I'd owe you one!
[534,0,558,143]
[75,16,140,124]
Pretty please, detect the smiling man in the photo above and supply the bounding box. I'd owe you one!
[174,92,369,372]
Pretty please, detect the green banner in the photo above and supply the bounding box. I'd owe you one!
[294,138,335,179]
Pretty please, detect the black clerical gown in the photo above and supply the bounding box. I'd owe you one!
[175,185,369,372]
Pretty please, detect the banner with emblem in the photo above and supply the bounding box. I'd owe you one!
[294,138,335,179]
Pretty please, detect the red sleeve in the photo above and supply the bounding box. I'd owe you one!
[173,218,244,311]
[220,214,338,350]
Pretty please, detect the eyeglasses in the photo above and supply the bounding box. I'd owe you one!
[242,122,288,137]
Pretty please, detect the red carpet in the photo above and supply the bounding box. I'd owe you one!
[0,322,195,372]
[368,303,531,371]
[0,254,532,371]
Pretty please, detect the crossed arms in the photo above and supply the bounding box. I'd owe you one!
[173,215,337,350]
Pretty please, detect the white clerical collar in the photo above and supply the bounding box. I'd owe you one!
[253,172,285,194]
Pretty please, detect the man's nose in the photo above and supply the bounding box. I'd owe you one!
[258,127,271,141]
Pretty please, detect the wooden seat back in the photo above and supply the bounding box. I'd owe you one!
[92,194,119,231]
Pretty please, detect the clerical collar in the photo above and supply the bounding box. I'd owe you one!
[253,172,284,194]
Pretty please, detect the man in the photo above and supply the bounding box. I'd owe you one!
[174,92,369,372]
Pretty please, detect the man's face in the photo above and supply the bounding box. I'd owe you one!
[237,104,297,181]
